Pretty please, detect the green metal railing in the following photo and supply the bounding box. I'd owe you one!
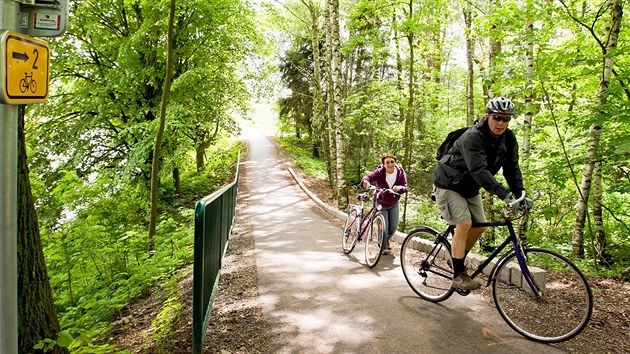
[192,155,239,354]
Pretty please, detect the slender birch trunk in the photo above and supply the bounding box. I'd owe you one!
[330,0,347,208]
[306,0,324,160]
[325,0,337,198]
[482,0,501,246]
[463,6,474,126]
[519,15,535,241]
[572,1,622,259]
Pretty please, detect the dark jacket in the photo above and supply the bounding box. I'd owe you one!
[431,119,524,199]
[362,165,408,208]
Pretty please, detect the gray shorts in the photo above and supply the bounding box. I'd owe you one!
[433,186,486,225]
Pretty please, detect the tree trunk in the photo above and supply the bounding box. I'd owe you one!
[571,0,621,259]
[593,159,605,264]
[400,0,416,230]
[486,0,500,99]
[148,0,176,250]
[195,140,209,171]
[60,233,74,307]
[393,8,409,229]
[324,0,337,199]
[519,15,536,242]
[593,0,621,264]
[307,0,324,162]
[481,0,502,247]
[330,0,347,209]
[463,6,474,125]
[572,141,593,257]
[173,167,181,195]
[18,108,67,354]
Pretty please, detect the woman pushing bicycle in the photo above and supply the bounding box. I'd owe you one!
[431,97,532,291]
[361,153,408,255]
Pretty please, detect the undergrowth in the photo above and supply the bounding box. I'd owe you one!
[37,139,243,352]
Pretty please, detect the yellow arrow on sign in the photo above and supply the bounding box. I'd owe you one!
[0,31,50,104]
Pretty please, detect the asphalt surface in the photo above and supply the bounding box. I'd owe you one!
[239,122,566,353]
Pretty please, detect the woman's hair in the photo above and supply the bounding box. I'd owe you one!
[381,153,397,164]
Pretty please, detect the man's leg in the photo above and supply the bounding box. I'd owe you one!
[465,194,487,252]
[465,227,486,252]
[451,219,472,259]
[433,187,481,290]
[451,195,487,290]
[451,220,481,286]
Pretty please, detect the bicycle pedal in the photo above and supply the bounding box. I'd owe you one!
[454,288,471,296]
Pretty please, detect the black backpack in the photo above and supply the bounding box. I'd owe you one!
[435,126,470,161]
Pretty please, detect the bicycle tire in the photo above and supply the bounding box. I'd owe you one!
[492,248,593,343]
[364,213,385,268]
[341,207,360,254]
[400,227,454,302]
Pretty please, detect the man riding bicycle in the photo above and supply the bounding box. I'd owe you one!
[431,97,530,291]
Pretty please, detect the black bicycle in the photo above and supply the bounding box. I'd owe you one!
[400,192,593,343]
[341,186,399,268]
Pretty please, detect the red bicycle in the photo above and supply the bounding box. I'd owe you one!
[341,185,399,268]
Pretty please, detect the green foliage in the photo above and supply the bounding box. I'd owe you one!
[271,0,630,275]
[21,0,630,350]
[33,139,240,350]
[276,136,328,180]
[33,330,74,353]
[150,274,185,344]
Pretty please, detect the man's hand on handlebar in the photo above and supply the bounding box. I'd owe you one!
[503,192,517,205]
[503,191,527,208]
[521,197,534,210]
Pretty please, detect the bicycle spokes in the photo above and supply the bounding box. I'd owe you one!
[401,229,454,302]
[492,248,592,343]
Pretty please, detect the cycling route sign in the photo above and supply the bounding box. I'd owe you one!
[0,31,49,104]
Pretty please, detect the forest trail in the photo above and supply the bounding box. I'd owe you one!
[237,122,567,353]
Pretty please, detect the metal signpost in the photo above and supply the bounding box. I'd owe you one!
[0,0,66,352]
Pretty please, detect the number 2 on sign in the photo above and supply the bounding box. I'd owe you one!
[32,48,39,70]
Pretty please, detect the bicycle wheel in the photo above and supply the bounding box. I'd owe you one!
[364,213,385,268]
[400,227,454,302]
[341,207,360,254]
[492,248,593,343]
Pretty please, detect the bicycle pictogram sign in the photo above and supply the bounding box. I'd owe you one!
[0,31,50,104]
[19,72,37,94]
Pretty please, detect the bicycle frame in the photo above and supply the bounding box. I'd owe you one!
[438,217,542,297]
[353,192,384,241]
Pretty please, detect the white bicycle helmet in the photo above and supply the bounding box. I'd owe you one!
[486,97,515,115]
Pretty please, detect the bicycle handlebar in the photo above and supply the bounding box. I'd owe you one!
[506,191,527,208]
[366,185,402,197]
[504,191,543,218]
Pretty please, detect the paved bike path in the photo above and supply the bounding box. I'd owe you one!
[240,123,565,353]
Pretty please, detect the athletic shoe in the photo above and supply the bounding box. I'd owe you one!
[451,273,481,290]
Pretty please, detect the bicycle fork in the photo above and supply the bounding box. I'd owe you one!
[480,224,543,298]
